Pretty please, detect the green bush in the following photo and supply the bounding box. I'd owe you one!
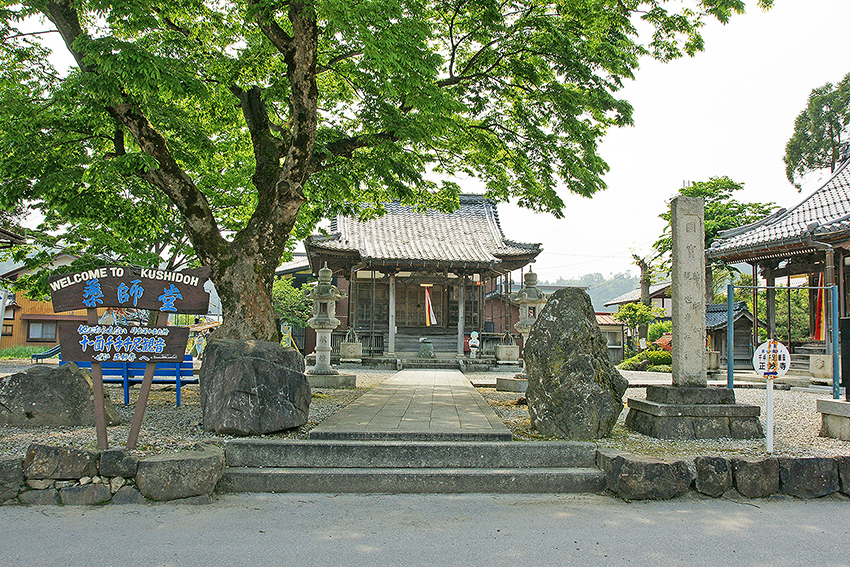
[647,364,672,373]
[648,320,672,342]
[616,348,671,370]
[0,346,54,359]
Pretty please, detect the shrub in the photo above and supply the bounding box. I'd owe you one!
[647,364,672,373]
[648,320,672,342]
[616,348,671,370]
[645,350,672,366]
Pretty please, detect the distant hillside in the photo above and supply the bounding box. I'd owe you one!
[537,272,639,312]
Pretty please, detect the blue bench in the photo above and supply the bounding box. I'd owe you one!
[60,355,197,406]
[32,344,61,363]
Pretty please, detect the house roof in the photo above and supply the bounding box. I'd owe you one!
[604,281,672,307]
[706,158,850,263]
[705,302,762,330]
[305,194,541,274]
[595,313,622,326]
[275,253,311,277]
[0,227,25,249]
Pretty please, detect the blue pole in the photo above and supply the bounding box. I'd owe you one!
[833,284,840,400]
[727,284,734,389]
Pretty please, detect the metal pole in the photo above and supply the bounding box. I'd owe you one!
[833,284,840,400]
[727,284,734,389]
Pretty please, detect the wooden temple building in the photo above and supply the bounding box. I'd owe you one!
[706,155,850,349]
[304,195,541,358]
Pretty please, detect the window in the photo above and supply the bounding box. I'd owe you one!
[2,323,11,336]
[27,321,57,341]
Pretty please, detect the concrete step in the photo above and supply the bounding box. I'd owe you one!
[218,440,604,494]
[217,466,606,494]
[225,439,598,468]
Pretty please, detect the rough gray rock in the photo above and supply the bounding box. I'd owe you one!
[60,484,112,506]
[99,448,139,478]
[111,486,147,505]
[838,456,850,496]
[200,339,310,435]
[733,458,780,498]
[694,456,733,497]
[525,288,627,439]
[0,363,119,427]
[0,456,23,502]
[19,488,60,506]
[23,444,98,480]
[135,445,225,501]
[597,449,693,500]
[779,457,839,499]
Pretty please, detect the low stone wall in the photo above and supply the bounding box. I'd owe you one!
[597,448,850,500]
[0,444,224,506]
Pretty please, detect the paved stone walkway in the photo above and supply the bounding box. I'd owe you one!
[309,369,512,441]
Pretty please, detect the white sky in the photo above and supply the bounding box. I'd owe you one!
[497,0,850,282]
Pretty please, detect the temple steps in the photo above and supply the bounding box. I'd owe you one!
[217,439,605,494]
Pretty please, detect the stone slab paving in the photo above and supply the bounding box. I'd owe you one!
[309,369,512,441]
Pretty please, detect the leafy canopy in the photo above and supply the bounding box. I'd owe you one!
[613,301,666,333]
[784,72,850,189]
[0,0,772,337]
[653,176,777,271]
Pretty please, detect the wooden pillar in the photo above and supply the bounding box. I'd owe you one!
[752,262,759,348]
[765,264,776,340]
[457,274,466,358]
[387,273,396,356]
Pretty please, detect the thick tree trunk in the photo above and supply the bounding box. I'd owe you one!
[211,252,279,342]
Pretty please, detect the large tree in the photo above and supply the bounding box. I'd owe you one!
[0,0,772,341]
[784,72,850,189]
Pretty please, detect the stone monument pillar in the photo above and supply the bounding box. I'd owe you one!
[624,196,763,439]
[304,263,356,388]
[671,196,707,386]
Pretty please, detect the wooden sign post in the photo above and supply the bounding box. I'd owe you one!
[49,266,211,450]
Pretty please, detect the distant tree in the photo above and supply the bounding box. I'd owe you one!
[784,73,850,189]
[272,277,312,329]
[653,177,776,271]
[613,302,666,339]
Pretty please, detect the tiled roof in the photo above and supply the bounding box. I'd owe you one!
[604,281,672,306]
[306,195,540,269]
[595,313,621,326]
[705,302,756,330]
[707,159,850,262]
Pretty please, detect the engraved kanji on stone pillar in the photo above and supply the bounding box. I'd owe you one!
[671,196,706,387]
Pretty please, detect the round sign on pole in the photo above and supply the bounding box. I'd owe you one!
[752,340,790,380]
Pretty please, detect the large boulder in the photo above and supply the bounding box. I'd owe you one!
[200,339,310,436]
[0,456,23,502]
[525,288,628,439]
[0,363,119,427]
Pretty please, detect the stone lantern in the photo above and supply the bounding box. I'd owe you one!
[304,263,346,375]
[509,269,548,379]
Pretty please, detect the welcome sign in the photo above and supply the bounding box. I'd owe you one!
[49,265,211,314]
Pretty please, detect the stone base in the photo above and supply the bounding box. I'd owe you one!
[625,385,763,440]
[496,377,527,393]
[818,399,850,441]
[308,374,357,389]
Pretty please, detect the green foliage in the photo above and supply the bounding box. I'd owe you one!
[613,302,666,334]
[784,72,850,189]
[0,346,52,360]
[0,0,773,339]
[648,320,672,342]
[272,277,313,328]
[714,273,812,343]
[653,177,776,269]
[647,364,671,373]
[617,348,671,370]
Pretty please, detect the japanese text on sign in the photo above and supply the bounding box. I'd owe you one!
[48,266,211,314]
[752,340,790,379]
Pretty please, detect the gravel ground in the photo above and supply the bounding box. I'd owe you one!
[1,362,849,460]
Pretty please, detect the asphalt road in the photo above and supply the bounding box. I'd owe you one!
[1,493,848,567]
